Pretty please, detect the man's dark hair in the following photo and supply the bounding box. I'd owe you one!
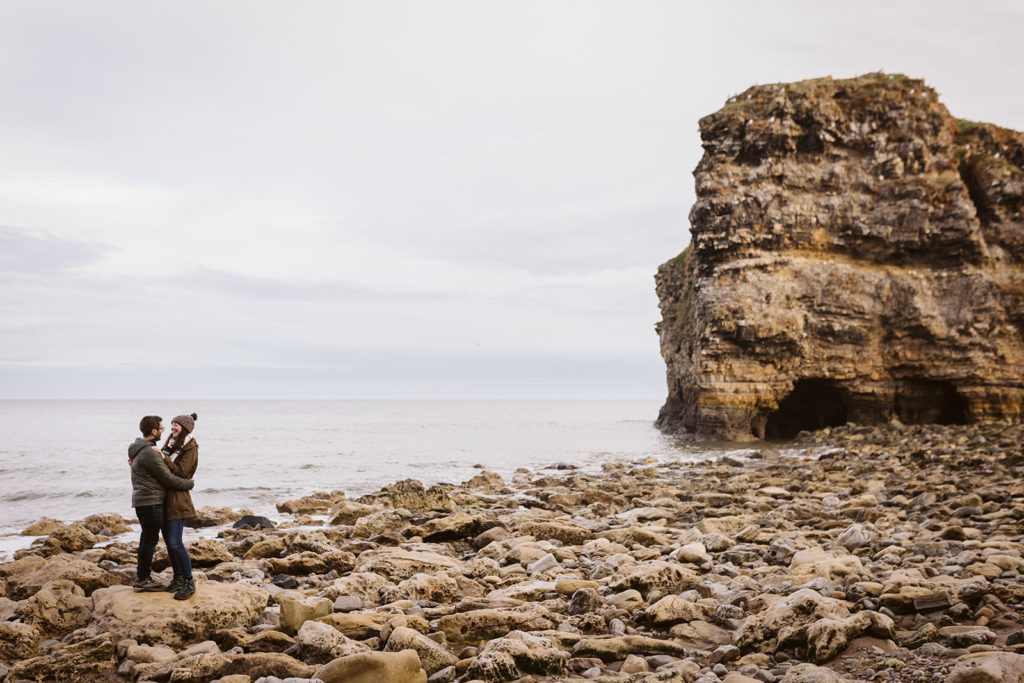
[139,415,162,437]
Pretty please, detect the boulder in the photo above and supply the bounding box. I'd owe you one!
[381,572,459,604]
[295,620,370,664]
[365,479,455,513]
[788,550,866,583]
[804,611,895,662]
[277,493,338,514]
[80,512,132,535]
[43,523,101,553]
[188,506,252,528]
[384,626,458,675]
[277,591,333,635]
[462,470,506,492]
[6,553,122,599]
[352,508,415,538]
[136,653,231,683]
[318,571,390,602]
[328,500,380,525]
[436,606,555,642]
[232,514,276,530]
[608,561,704,597]
[0,621,42,661]
[417,511,486,542]
[220,652,316,679]
[90,582,268,647]
[7,633,115,681]
[314,649,428,683]
[243,536,286,559]
[519,521,592,546]
[353,548,463,582]
[20,517,62,536]
[467,630,567,677]
[316,611,393,640]
[734,588,893,661]
[571,635,690,661]
[947,651,1024,682]
[646,595,710,626]
[640,659,702,682]
[485,579,557,602]
[21,579,93,636]
[779,663,851,682]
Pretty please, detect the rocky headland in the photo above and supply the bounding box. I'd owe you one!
[656,72,1024,441]
[2,421,1024,682]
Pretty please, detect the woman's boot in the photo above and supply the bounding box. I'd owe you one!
[174,578,196,600]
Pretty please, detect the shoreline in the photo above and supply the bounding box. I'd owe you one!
[1,421,1022,681]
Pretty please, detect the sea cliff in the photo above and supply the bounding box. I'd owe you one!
[656,73,1024,441]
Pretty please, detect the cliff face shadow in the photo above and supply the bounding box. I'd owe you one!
[764,378,849,439]
[894,379,968,426]
[762,377,968,440]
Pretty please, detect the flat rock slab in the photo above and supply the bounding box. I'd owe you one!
[90,582,269,647]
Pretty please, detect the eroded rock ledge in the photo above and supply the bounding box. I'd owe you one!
[656,72,1024,441]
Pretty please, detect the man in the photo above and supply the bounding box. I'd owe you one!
[129,415,195,592]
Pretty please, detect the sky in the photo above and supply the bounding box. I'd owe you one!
[1,1,1022,399]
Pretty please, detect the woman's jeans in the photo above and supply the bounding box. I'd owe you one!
[163,518,193,580]
[135,504,164,581]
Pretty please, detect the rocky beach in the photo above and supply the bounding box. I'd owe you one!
[2,421,1023,682]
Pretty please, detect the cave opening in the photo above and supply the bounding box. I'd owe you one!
[764,378,849,439]
[895,379,968,425]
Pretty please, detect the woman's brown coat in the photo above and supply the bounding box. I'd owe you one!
[163,438,198,521]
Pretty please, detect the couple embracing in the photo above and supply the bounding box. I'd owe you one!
[128,413,200,600]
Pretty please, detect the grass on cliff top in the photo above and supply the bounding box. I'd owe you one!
[660,246,690,270]
[717,72,919,114]
[955,118,985,142]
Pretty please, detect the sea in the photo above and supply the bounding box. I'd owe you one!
[0,399,762,561]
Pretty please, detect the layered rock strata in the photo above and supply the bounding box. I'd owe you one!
[656,73,1024,440]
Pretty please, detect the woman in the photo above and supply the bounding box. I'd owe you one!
[161,412,199,600]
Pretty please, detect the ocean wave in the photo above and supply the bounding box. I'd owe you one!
[0,491,47,503]
[200,486,278,494]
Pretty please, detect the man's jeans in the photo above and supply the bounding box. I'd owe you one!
[162,518,193,580]
[135,504,164,581]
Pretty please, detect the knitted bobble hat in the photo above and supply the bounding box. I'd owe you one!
[172,412,198,433]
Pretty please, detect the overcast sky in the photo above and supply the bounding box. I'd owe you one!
[1,1,1021,399]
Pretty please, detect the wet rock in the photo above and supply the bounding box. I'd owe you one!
[233,514,276,530]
